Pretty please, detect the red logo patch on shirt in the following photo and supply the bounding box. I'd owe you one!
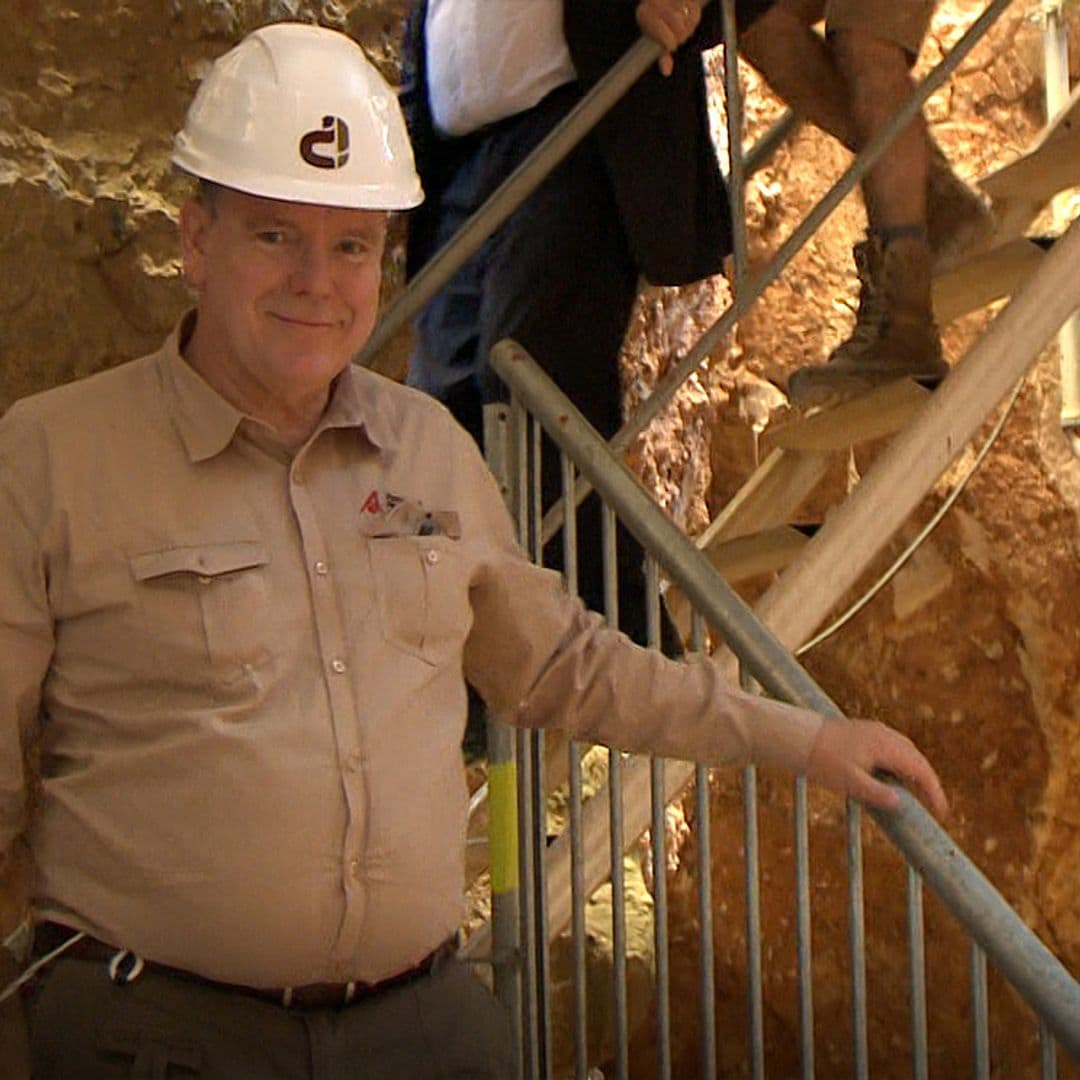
[361,490,405,515]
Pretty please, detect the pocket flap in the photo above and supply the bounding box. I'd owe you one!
[130,541,270,582]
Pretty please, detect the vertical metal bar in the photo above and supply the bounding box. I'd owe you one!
[848,803,869,1080]
[744,760,765,1080]
[527,417,551,1079]
[603,504,629,1080]
[518,721,540,1080]
[971,943,990,1080]
[561,450,590,1080]
[721,0,749,290]
[721,28,763,1069]
[692,612,718,1080]
[511,398,540,1080]
[646,559,671,1080]
[739,667,765,1080]
[793,774,814,1079]
[530,725,551,1080]
[1039,1017,1057,1080]
[1043,0,1080,433]
[907,866,928,1080]
[608,753,628,1080]
[484,404,523,1080]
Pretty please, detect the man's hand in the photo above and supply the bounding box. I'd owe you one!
[805,718,948,818]
[636,0,702,76]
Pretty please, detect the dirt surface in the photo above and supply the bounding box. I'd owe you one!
[2,1,1078,1075]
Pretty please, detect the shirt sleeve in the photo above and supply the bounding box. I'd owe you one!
[457,424,822,774]
[0,415,55,855]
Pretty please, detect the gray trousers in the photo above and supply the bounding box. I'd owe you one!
[26,952,513,1078]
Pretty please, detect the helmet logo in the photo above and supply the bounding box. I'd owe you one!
[299,115,350,170]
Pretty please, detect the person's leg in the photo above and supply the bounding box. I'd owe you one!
[334,957,513,1079]
[831,29,928,229]
[741,0,858,149]
[26,954,310,1078]
[741,3,991,262]
[781,0,951,402]
[478,111,666,649]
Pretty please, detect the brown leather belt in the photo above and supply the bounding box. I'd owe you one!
[33,921,457,1010]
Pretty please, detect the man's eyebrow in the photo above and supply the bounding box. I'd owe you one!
[243,215,295,228]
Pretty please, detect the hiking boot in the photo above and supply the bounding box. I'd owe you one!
[927,141,995,270]
[787,230,948,406]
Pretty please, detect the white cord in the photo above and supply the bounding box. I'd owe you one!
[795,375,1026,657]
[0,930,86,1005]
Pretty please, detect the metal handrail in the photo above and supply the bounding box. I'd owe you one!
[490,336,1080,1060]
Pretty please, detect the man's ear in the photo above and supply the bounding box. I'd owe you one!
[179,198,212,290]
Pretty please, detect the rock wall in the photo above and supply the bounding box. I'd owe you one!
[2,1,1078,1076]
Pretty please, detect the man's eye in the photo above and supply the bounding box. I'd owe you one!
[339,239,375,258]
[256,230,287,245]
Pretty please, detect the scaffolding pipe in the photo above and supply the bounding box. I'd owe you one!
[1043,0,1080,432]
[489,336,1080,1059]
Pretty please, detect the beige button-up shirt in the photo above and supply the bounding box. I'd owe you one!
[0,320,821,988]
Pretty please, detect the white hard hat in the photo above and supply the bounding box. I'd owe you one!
[172,23,423,210]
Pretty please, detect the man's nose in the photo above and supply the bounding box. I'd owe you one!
[289,243,333,294]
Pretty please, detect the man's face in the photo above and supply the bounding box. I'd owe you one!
[180,187,387,409]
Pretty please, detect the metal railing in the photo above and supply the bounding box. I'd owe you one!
[490,338,1080,1076]
[378,0,1080,1074]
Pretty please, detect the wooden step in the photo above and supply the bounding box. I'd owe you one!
[760,378,931,454]
[665,448,829,638]
[976,80,1080,247]
[933,236,1049,324]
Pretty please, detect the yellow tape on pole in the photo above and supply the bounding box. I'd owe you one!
[487,761,519,894]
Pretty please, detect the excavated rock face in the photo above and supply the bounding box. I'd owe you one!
[3,2,1078,1076]
[0,0,408,414]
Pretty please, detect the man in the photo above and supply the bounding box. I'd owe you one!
[401,0,768,692]
[740,0,992,402]
[0,23,946,1078]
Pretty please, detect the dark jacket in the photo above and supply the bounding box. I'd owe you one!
[401,0,768,287]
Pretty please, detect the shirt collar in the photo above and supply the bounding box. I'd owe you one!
[159,313,391,462]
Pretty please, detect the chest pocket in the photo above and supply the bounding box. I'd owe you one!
[130,541,272,686]
[365,533,468,667]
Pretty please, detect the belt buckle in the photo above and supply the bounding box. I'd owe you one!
[280,980,358,1008]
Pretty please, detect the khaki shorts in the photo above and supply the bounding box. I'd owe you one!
[827,0,936,56]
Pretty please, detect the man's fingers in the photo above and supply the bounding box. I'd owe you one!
[847,770,902,812]
[872,726,949,818]
[806,719,949,819]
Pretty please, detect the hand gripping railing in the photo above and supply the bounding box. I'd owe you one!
[489,336,1080,1061]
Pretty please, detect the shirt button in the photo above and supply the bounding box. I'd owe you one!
[197,575,212,585]
[314,560,328,576]
[331,658,347,674]
[424,549,439,566]
[347,750,363,771]
[349,857,361,878]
